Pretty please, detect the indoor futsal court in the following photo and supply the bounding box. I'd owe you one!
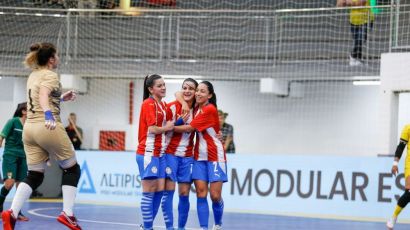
[4,200,409,230]
[2,0,410,230]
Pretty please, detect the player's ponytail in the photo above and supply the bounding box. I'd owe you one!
[201,81,217,108]
[24,42,56,69]
[143,74,163,100]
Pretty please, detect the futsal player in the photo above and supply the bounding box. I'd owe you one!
[162,78,198,230]
[2,42,82,230]
[174,81,227,230]
[387,124,410,229]
[0,103,29,221]
[137,74,174,230]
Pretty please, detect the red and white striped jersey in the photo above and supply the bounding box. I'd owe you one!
[165,101,195,157]
[137,97,170,157]
[190,103,226,162]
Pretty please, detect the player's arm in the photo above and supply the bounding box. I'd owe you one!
[175,91,190,115]
[392,139,408,176]
[60,90,77,102]
[39,86,56,130]
[148,121,174,134]
[0,119,13,147]
[174,125,195,133]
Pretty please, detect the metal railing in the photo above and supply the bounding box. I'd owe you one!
[0,4,408,78]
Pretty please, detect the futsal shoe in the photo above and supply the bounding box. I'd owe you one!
[2,209,17,230]
[17,211,29,221]
[57,211,82,230]
[386,217,397,230]
[212,225,222,230]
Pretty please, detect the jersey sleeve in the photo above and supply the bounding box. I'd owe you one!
[400,125,410,142]
[143,100,157,127]
[165,103,173,122]
[167,102,178,122]
[0,119,14,138]
[190,106,213,132]
[40,71,59,91]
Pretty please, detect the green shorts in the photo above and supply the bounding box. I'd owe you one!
[2,154,28,181]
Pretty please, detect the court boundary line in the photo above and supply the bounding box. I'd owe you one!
[25,199,410,225]
[27,207,202,230]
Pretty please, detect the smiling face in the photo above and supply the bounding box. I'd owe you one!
[149,77,166,99]
[195,83,212,106]
[182,80,196,103]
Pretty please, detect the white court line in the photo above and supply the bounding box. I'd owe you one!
[28,207,201,230]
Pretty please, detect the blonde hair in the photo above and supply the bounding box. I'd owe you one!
[24,42,56,69]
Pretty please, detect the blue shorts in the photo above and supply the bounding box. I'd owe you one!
[192,160,228,183]
[164,154,193,183]
[136,154,166,180]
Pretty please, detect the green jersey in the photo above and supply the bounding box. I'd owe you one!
[0,117,25,157]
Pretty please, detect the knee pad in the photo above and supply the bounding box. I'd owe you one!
[398,190,410,208]
[23,171,44,191]
[62,163,81,187]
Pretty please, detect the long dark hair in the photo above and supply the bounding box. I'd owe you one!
[200,81,217,108]
[13,102,27,118]
[183,78,198,107]
[143,74,163,100]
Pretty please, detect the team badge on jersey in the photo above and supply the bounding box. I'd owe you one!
[151,166,158,174]
[7,172,13,179]
[166,167,172,175]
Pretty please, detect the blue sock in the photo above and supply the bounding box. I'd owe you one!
[141,192,154,230]
[153,191,163,219]
[197,197,209,229]
[212,199,224,226]
[178,195,190,229]
[161,190,175,230]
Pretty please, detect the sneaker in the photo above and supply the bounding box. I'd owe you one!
[212,225,222,230]
[17,211,29,221]
[57,211,82,230]
[386,217,397,230]
[349,56,363,66]
[2,209,17,230]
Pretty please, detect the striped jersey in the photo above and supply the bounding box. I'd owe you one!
[137,97,170,157]
[165,101,194,157]
[190,103,226,162]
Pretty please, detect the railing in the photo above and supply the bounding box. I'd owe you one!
[0,4,408,78]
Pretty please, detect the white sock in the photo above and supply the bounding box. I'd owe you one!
[62,185,77,216]
[10,183,33,217]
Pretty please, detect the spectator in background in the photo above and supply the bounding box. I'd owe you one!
[47,0,65,8]
[218,110,235,154]
[0,102,29,221]
[65,113,83,150]
[77,0,97,16]
[100,0,116,16]
[337,0,374,66]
